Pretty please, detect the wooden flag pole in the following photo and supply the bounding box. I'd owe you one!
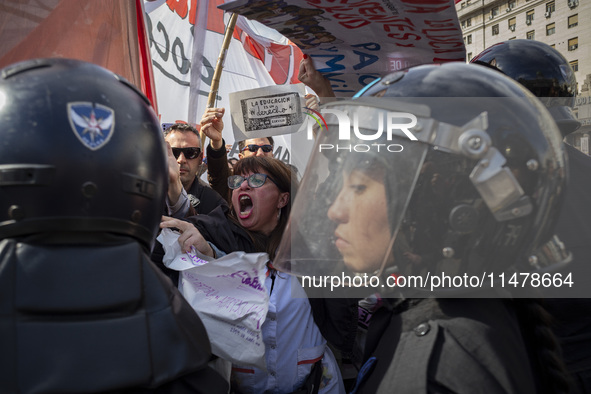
[201,12,239,148]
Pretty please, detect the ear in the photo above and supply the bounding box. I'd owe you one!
[277,192,289,209]
[238,152,245,160]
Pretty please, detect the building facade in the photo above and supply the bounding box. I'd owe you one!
[456,0,591,153]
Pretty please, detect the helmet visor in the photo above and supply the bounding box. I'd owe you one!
[274,100,430,282]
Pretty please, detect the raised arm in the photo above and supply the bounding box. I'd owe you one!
[298,55,335,99]
[200,107,231,202]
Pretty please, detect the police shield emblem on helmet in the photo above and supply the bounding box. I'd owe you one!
[68,102,115,150]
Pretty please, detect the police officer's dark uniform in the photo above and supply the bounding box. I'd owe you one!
[274,62,570,394]
[473,40,591,393]
[0,58,228,393]
[358,297,537,393]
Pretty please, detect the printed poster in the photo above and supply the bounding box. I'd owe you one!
[229,84,307,141]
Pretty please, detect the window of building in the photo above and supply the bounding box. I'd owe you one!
[466,17,472,27]
[546,22,555,35]
[527,30,535,39]
[467,34,472,44]
[568,14,578,28]
[467,52,473,61]
[507,0,516,10]
[461,20,466,28]
[461,2,466,8]
[568,37,578,51]
[491,6,499,18]
[526,10,534,25]
[508,17,516,31]
[546,1,555,13]
[569,60,578,72]
[492,24,499,35]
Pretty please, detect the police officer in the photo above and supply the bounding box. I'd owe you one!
[0,58,228,393]
[473,39,591,393]
[274,62,572,393]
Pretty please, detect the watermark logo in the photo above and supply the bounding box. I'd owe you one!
[303,107,418,153]
[303,107,328,133]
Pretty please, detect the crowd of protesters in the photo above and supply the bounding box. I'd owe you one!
[1,38,590,394]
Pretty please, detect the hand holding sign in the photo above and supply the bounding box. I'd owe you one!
[200,107,226,150]
[298,56,334,99]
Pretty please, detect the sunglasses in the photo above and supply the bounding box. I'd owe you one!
[241,144,273,153]
[228,173,279,189]
[172,147,201,159]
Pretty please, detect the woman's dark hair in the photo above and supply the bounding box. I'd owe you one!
[230,156,298,260]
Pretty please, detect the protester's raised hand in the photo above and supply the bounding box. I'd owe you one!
[160,216,215,257]
[298,55,335,98]
[305,93,320,113]
[200,107,225,150]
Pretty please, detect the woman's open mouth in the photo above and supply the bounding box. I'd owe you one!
[239,194,253,219]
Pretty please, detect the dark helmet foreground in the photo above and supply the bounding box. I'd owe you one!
[274,63,569,296]
[0,58,167,249]
[471,39,579,135]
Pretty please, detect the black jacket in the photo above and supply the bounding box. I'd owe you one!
[0,234,228,393]
[186,205,263,255]
[544,144,591,393]
[186,176,229,216]
[354,298,538,394]
[206,140,231,203]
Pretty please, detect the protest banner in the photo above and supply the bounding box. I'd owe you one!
[220,0,466,96]
[144,0,313,172]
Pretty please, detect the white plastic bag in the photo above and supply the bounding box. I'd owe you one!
[157,229,269,370]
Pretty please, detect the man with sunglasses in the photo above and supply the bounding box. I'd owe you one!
[153,123,229,286]
[237,137,275,159]
[163,122,228,219]
[200,107,275,202]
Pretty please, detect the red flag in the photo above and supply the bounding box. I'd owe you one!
[0,0,157,110]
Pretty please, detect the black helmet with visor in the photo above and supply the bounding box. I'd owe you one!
[0,58,167,250]
[471,39,579,135]
[274,63,569,296]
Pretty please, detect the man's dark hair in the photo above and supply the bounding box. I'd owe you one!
[164,123,200,137]
[238,136,274,152]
